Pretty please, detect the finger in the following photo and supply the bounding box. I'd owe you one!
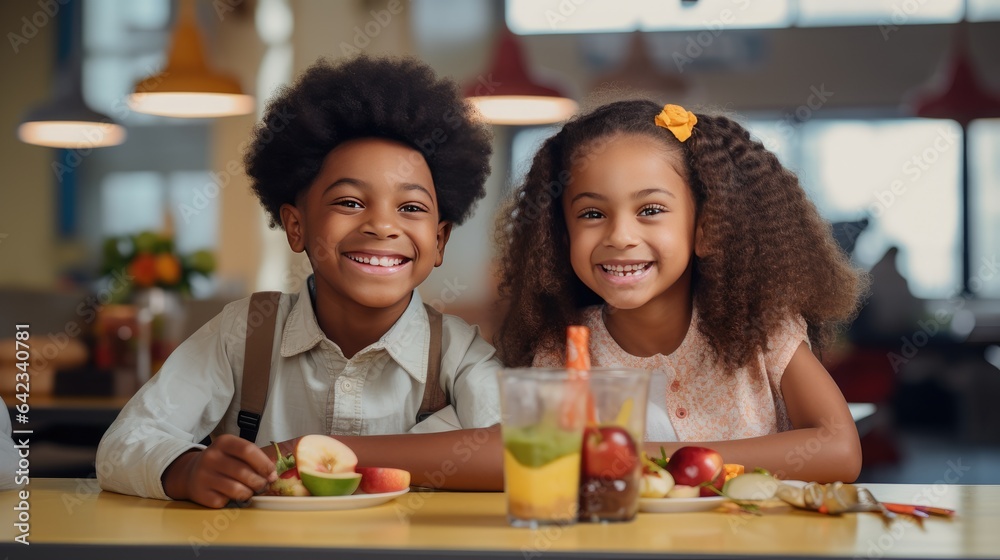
[221,440,278,483]
[210,453,271,493]
[206,472,257,504]
[191,487,234,509]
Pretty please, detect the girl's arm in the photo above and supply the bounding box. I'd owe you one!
[644,343,862,483]
[266,425,504,491]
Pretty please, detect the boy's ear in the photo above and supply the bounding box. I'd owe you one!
[435,221,453,267]
[280,203,306,253]
[694,216,707,258]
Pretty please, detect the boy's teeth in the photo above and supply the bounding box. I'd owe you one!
[350,255,404,267]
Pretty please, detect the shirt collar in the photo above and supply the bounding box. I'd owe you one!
[280,276,431,383]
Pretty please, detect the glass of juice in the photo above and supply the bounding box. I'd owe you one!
[498,368,588,528]
[578,368,650,523]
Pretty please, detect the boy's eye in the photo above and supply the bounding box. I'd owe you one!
[578,208,604,220]
[334,199,363,209]
[638,204,667,217]
[399,204,427,213]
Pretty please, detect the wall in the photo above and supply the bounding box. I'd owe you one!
[0,0,58,288]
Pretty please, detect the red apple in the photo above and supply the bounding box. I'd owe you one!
[581,426,638,479]
[356,467,411,494]
[664,446,725,497]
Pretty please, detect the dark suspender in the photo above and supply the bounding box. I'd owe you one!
[236,294,448,443]
[238,291,281,443]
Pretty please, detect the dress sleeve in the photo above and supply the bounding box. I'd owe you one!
[764,314,810,398]
[96,300,244,500]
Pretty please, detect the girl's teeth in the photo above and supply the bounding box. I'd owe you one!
[602,263,649,276]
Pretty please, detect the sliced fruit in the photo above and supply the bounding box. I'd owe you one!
[356,467,411,494]
[639,469,675,498]
[666,484,700,499]
[266,467,310,496]
[295,434,358,474]
[723,472,779,501]
[299,471,362,496]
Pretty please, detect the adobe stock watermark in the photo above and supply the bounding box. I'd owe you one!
[673,0,752,73]
[856,459,969,559]
[544,0,590,30]
[867,126,959,219]
[7,0,70,54]
[878,0,936,41]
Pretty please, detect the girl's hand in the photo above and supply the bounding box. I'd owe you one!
[162,434,277,508]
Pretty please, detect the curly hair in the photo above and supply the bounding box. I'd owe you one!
[494,99,866,371]
[245,55,492,228]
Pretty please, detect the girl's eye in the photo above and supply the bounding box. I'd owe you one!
[578,208,604,220]
[638,204,667,217]
[399,204,427,213]
[334,199,363,209]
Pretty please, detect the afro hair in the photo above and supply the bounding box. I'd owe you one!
[244,55,493,228]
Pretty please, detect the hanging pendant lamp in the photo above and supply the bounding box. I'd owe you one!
[465,27,577,126]
[590,32,687,98]
[128,0,253,118]
[17,0,126,149]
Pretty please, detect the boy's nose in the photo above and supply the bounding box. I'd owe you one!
[361,208,401,239]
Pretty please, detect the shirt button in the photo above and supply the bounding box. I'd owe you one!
[675,407,688,419]
[670,380,681,392]
[340,379,353,393]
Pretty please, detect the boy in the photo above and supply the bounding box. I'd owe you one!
[97,56,503,508]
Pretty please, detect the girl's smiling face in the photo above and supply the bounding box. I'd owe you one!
[563,134,699,312]
[281,137,450,311]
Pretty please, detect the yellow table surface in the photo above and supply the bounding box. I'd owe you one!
[0,479,996,559]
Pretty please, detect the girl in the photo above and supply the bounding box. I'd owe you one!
[495,100,866,483]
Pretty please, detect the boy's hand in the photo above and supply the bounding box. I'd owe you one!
[162,434,277,508]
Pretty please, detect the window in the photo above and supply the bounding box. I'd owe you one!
[970,119,1000,298]
[507,0,995,34]
[747,118,963,299]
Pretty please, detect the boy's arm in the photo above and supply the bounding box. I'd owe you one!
[644,343,862,483]
[97,305,246,500]
[264,426,504,491]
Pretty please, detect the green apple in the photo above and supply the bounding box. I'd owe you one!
[299,471,362,496]
[294,435,359,496]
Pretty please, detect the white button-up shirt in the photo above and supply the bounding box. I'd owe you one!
[97,283,502,500]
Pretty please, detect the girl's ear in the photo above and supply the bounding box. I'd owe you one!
[280,203,306,253]
[435,221,453,267]
[694,215,708,258]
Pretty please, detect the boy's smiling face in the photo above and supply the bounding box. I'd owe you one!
[281,137,451,312]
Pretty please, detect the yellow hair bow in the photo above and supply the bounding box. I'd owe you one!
[654,104,697,142]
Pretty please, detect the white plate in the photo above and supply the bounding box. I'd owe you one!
[251,488,409,511]
[639,496,728,514]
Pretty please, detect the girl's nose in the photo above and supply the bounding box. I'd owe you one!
[604,217,638,249]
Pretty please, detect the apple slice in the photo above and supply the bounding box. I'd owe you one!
[295,435,360,496]
[296,435,358,474]
[356,467,411,494]
[299,471,362,496]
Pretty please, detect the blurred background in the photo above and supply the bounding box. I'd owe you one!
[1,0,998,483]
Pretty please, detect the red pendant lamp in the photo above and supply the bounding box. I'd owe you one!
[465,26,577,125]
